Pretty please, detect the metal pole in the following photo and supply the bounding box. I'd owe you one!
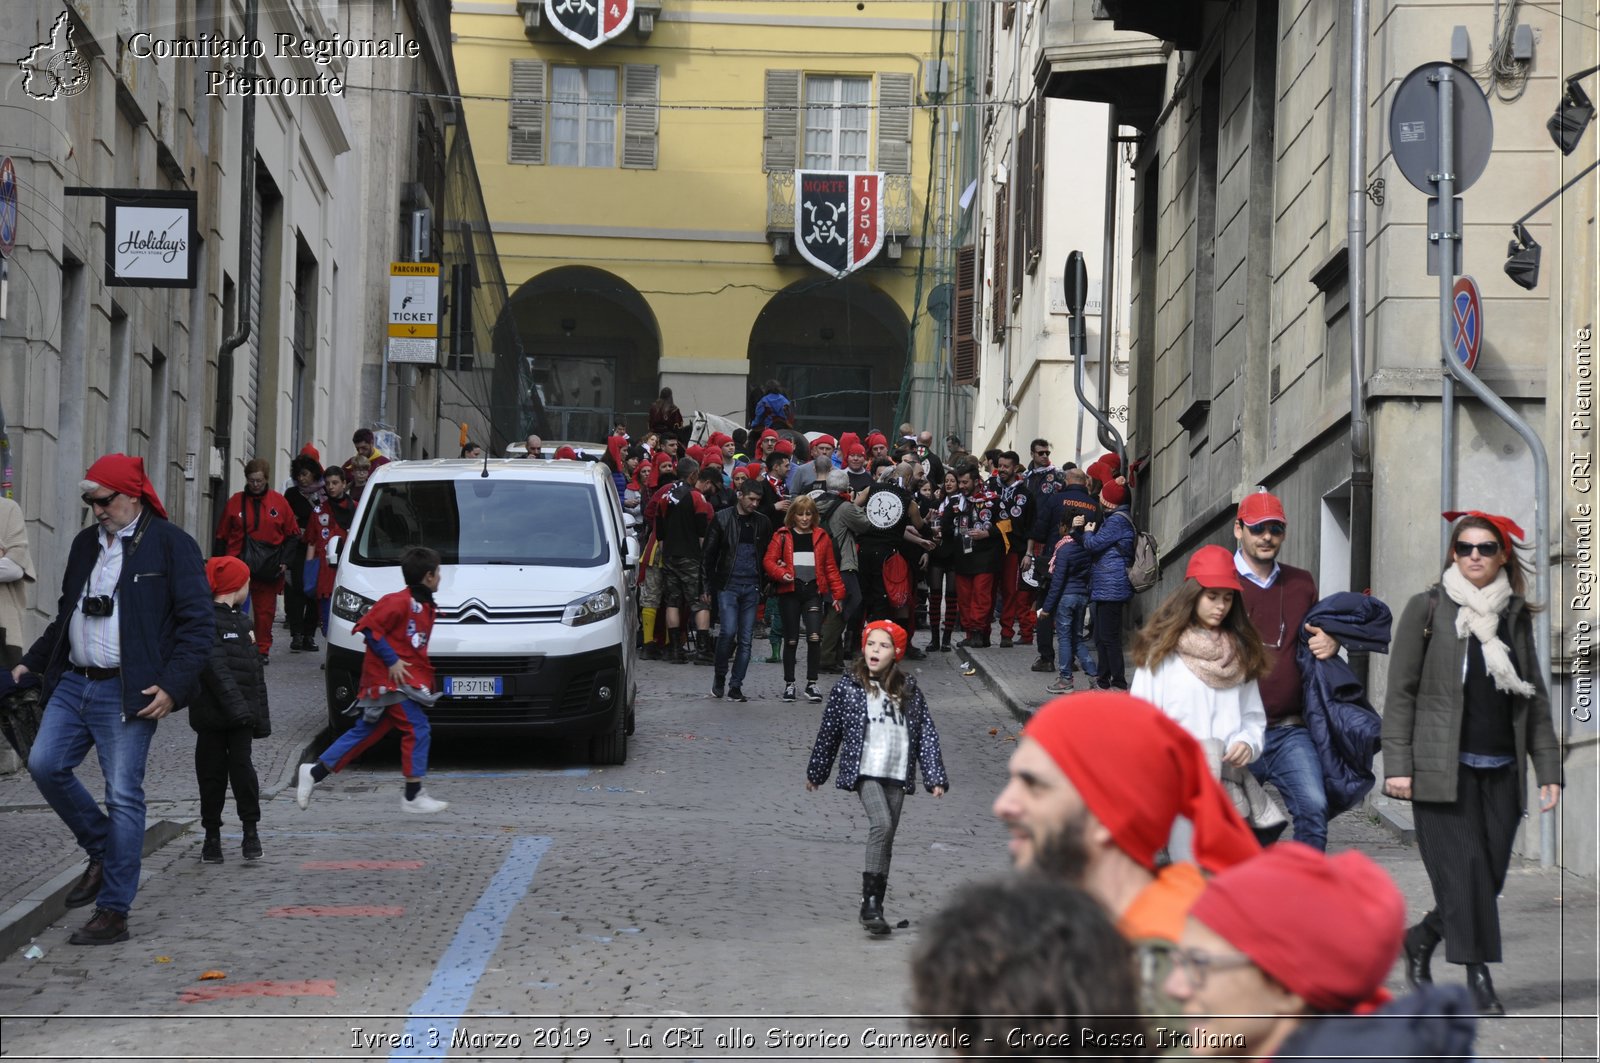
[1348,0,1373,614]
[1066,251,1124,465]
[1434,67,1557,867]
[217,0,259,490]
[1000,8,1023,410]
[1097,107,1121,456]
[1437,72,1456,562]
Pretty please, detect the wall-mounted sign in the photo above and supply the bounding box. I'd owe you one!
[546,0,634,49]
[0,158,18,256]
[104,190,199,287]
[388,261,441,364]
[794,170,884,279]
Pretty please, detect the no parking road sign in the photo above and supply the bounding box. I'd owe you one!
[1450,275,1483,373]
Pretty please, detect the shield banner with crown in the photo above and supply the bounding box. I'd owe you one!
[794,171,884,278]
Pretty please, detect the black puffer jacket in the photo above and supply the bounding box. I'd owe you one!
[188,603,270,737]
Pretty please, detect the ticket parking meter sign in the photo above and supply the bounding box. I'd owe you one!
[1450,275,1483,372]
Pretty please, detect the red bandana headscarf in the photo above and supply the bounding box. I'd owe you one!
[84,454,168,520]
[1021,693,1259,873]
[1191,842,1404,1014]
[1442,510,1525,548]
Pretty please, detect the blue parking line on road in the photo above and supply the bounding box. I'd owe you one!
[426,768,592,779]
[390,835,552,1060]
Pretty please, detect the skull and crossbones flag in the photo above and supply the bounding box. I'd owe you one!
[545,0,634,48]
[794,170,884,278]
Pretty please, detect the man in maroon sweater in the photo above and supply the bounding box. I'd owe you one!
[1233,490,1340,850]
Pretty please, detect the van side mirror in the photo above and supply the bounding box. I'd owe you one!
[327,536,342,568]
[624,536,641,568]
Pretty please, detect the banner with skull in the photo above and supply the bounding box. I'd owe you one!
[544,0,634,48]
[794,170,884,279]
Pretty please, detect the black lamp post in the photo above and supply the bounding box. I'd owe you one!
[1505,65,1600,289]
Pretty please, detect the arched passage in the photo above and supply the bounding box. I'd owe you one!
[746,278,909,435]
[492,266,661,443]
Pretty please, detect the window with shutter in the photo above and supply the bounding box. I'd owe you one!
[1028,95,1044,274]
[954,245,977,385]
[876,72,913,175]
[804,76,870,169]
[1013,120,1030,293]
[550,66,618,168]
[992,186,1009,341]
[763,69,801,172]
[509,59,547,166]
[622,64,659,169]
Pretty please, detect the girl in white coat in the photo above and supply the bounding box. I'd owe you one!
[1130,545,1273,786]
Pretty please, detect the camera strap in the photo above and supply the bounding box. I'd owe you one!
[83,510,153,608]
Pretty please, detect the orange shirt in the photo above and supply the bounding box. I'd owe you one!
[1118,862,1206,943]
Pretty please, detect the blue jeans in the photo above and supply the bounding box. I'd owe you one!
[28,671,158,914]
[1249,724,1328,851]
[1054,594,1098,679]
[715,581,761,687]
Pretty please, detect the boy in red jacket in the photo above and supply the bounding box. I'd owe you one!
[296,547,448,814]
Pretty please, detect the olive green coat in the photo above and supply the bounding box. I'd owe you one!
[1382,588,1564,809]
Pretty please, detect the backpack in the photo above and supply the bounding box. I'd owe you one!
[1124,516,1160,593]
[882,551,912,608]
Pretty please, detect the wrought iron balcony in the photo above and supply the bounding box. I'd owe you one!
[766,171,913,260]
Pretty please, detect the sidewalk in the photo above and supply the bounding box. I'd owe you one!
[0,645,331,958]
[954,638,1599,1051]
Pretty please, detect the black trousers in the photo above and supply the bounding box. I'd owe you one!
[1093,599,1126,687]
[1413,764,1520,964]
[282,558,319,638]
[195,726,261,830]
[778,580,824,683]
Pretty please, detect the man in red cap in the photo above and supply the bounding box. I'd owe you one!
[1161,842,1477,1058]
[993,691,1260,1010]
[866,432,890,465]
[13,455,213,944]
[1232,489,1340,851]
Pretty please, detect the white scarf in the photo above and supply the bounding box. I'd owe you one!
[1440,566,1536,697]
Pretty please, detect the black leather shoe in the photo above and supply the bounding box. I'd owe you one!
[1403,923,1437,987]
[64,859,103,909]
[69,907,129,945]
[1467,964,1505,1016]
[1030,657,1056,672]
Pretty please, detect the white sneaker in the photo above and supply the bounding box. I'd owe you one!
[402,790,449,814]
[295,763,316,810]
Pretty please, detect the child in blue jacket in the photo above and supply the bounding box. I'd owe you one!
[1036,518,1097,693]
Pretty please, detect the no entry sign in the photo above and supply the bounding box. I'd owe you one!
[1450,275,1483,373]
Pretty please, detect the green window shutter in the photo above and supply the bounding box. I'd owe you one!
[763,69,801,173]
[876,72,914,175]
[622,64,659,170]
[509,59,546,166]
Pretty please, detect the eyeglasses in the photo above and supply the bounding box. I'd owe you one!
[1243,520,1286,537]
[1454,540,1502,558]
[1033,449,1050,456]
[1169,947,1259,989]
[82,492,120,509]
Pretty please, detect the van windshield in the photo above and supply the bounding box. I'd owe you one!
[349,479,609,568]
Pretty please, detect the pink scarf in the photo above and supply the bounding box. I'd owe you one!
[1177,627,1247,690]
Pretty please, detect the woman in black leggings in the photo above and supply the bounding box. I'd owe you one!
[764,495,847,704]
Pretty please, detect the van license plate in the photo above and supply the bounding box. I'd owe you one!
[444,676,503,698]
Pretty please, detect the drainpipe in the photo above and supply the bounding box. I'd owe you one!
[1433,66,1556,868]
[216,0,259,485]
[1347,0,1374,620]
[1097,106,1121,459]
[999,3,1024,413]
[1067,251,1124,465]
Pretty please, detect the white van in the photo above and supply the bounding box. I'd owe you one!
[323,458,639,763]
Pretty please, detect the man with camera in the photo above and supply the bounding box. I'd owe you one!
[12,455,212,945]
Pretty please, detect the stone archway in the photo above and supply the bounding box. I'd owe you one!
[746,278,909,436]
[493,267,661,443]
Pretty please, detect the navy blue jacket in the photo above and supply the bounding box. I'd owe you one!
[22,513,213,717]
[1029,484,1097,550]
[1039,535,1092,613]
[1082,506,1135,602]
[1273,985,1477,1061]
[807,672,949,794]
[1296,592,1393,817]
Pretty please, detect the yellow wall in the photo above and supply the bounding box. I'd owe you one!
[453,0,950,424]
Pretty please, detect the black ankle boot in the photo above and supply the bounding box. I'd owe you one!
[859,872,889,934]
[201,830,223,864]
[1467,963,1505,1016]
[1403,921,1439,987]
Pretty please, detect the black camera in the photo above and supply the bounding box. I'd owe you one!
[81,595,115,618]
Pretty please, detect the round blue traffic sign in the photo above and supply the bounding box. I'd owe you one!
[1450,275,1483,372]
[0,157,18,256]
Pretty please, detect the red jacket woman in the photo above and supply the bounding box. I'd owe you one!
[214,458,300,658]
[764,523,846,602]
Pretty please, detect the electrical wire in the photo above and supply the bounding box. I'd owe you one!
[1475,0,1532,103]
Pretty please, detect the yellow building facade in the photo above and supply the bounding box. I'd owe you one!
[451,0,958,443]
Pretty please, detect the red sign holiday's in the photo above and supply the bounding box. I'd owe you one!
[794,170,885,279]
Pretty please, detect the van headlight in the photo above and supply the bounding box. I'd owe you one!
[562,588,620,626]
[332,588,376,623]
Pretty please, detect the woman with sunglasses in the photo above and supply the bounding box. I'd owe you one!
[1382,510,1564,1016]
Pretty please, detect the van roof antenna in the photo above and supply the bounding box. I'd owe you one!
[481,450,490,478]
